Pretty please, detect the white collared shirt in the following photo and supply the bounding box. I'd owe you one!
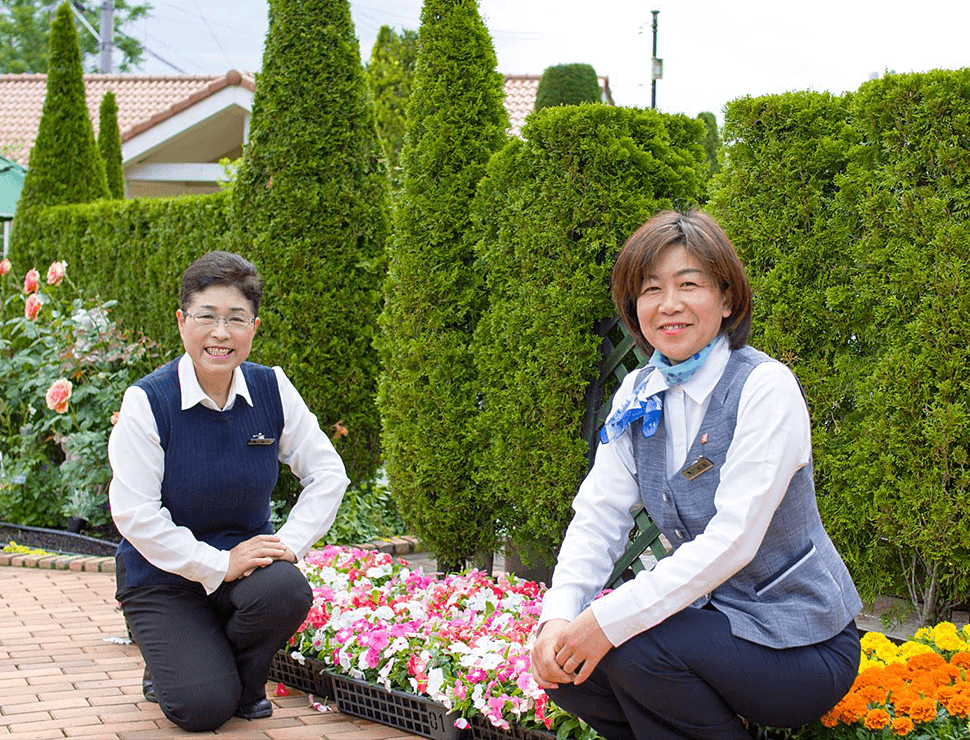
[538,336,812,645]
[108,354,350,593]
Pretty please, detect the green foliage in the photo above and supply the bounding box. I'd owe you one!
[838,70,970,623]
[709,70,970,623]
[11,2,107,233]
[0,0,152,74]
[472,105,707,562]
[696,111,720,181]
[0,259,160,528]
[365,25,418,187]
[377,0,508,571]
[97,91,125,199]
[534,63,601,111]
[232,0,389,487]
[326,477,406,545]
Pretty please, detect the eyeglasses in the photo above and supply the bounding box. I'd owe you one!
[183,312,256,331]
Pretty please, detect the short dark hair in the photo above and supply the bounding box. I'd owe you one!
[180,251,263,316]
[610,209,752,354]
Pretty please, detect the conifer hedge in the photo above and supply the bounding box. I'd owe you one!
[12,2,107,243]
[534,63,601,111]
[377,0,508,570]
[232,0,389,485]
[472,104,706,562]
[98,91,125,199]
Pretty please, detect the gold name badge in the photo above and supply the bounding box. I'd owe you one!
[247,433,276,446]
[682,456,714,481]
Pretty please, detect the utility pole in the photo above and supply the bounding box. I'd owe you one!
[650,10,661,109]
[99,0,113,73]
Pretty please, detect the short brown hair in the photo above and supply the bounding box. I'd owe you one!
[180,251,263,316]
[611,210,751,354]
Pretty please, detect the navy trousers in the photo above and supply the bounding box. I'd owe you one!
[117,559,312,732]
[547,606,859,740]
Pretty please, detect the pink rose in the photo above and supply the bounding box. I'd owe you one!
[23,268,39,293]
[46,261,66,286]
[45,378,73,414]
[0,257,10,276]
[24,293,41,320]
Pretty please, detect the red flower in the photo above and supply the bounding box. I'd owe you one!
[24,293,41,320]
[23,268,39,293]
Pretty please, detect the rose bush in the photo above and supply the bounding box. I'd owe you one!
[0,258,161,528]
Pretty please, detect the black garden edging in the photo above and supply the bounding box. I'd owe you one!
[0,521,118,557]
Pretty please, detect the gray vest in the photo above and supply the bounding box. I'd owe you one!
[632,345,861,648]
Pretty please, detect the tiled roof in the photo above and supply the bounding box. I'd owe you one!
[0,69,255,166]
[0,70,611,166]
[503,74,614,138]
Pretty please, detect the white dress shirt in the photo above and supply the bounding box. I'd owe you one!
[538,336,812,646]
[108,354,350,594]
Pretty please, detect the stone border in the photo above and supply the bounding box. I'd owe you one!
[0,534,423,572]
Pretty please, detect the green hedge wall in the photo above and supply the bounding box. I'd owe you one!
[709,70,970,621]
[14,193,232,352]
[472,104,706,561]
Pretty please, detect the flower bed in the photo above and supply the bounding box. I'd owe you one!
[286,546,589,739]
[285,546,970,740]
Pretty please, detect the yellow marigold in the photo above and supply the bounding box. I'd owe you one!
[891,716,915,736]
[897,642,936,661]
[864,708,892,730]
[908,697,938,724]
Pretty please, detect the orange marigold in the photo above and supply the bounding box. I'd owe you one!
[941,690,970,718]
[951,652,970,670]
[891,716,915,736]
[839,695,869,724]
[908,697,938,724]
[908,652,946,672]
[864,708,892,730]
[893,688,920,715]
[819,707,840,728]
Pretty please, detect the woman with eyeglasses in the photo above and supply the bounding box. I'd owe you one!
[108,251,349,732]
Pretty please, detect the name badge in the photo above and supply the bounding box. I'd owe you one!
[247,433,276,446]
[682,456,714,481]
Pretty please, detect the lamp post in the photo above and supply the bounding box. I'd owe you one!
[651,10,661,109]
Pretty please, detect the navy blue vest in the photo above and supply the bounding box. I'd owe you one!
[632,346,861,648]
[117,357,285,589]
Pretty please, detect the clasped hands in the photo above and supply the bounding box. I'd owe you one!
[530,609,613,689]
[226,534,296,582]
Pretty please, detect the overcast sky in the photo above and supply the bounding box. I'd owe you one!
[122,0,970,123]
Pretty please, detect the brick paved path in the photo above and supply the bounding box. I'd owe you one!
[0,564,420,740]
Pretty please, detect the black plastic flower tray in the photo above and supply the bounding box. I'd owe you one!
[268,649,333,699]
[327,671,466,740]
[469,715,556,740]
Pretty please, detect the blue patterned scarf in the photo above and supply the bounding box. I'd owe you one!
[599,337,718,444]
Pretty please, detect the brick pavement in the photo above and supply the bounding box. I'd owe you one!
[0,552,425,740]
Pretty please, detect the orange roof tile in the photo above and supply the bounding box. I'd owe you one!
[503,74,614,138]
[0,70,611,167]
[0,69,255,166]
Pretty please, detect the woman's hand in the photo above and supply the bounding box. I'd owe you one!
[531,610,614,688]
[226,534,292,581]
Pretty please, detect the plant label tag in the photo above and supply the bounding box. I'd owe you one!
[682,456,714,481]
[247,433,275,446]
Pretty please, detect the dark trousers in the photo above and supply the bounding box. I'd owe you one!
[548,606,860,740]
[117,559,312,732]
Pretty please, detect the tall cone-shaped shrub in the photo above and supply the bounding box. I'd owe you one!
[98,91,125,199]
[232,0,389,484]
[13,2,107,227]
[377,0,508,571]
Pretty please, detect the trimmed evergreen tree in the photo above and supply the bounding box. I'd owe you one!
[232,0,389,485]
[365,25,418,186]
[377,0,508,571]
[534,63,601,111]
[696,111,721,181]
[13,2,107,222]
[98,91,125,199]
